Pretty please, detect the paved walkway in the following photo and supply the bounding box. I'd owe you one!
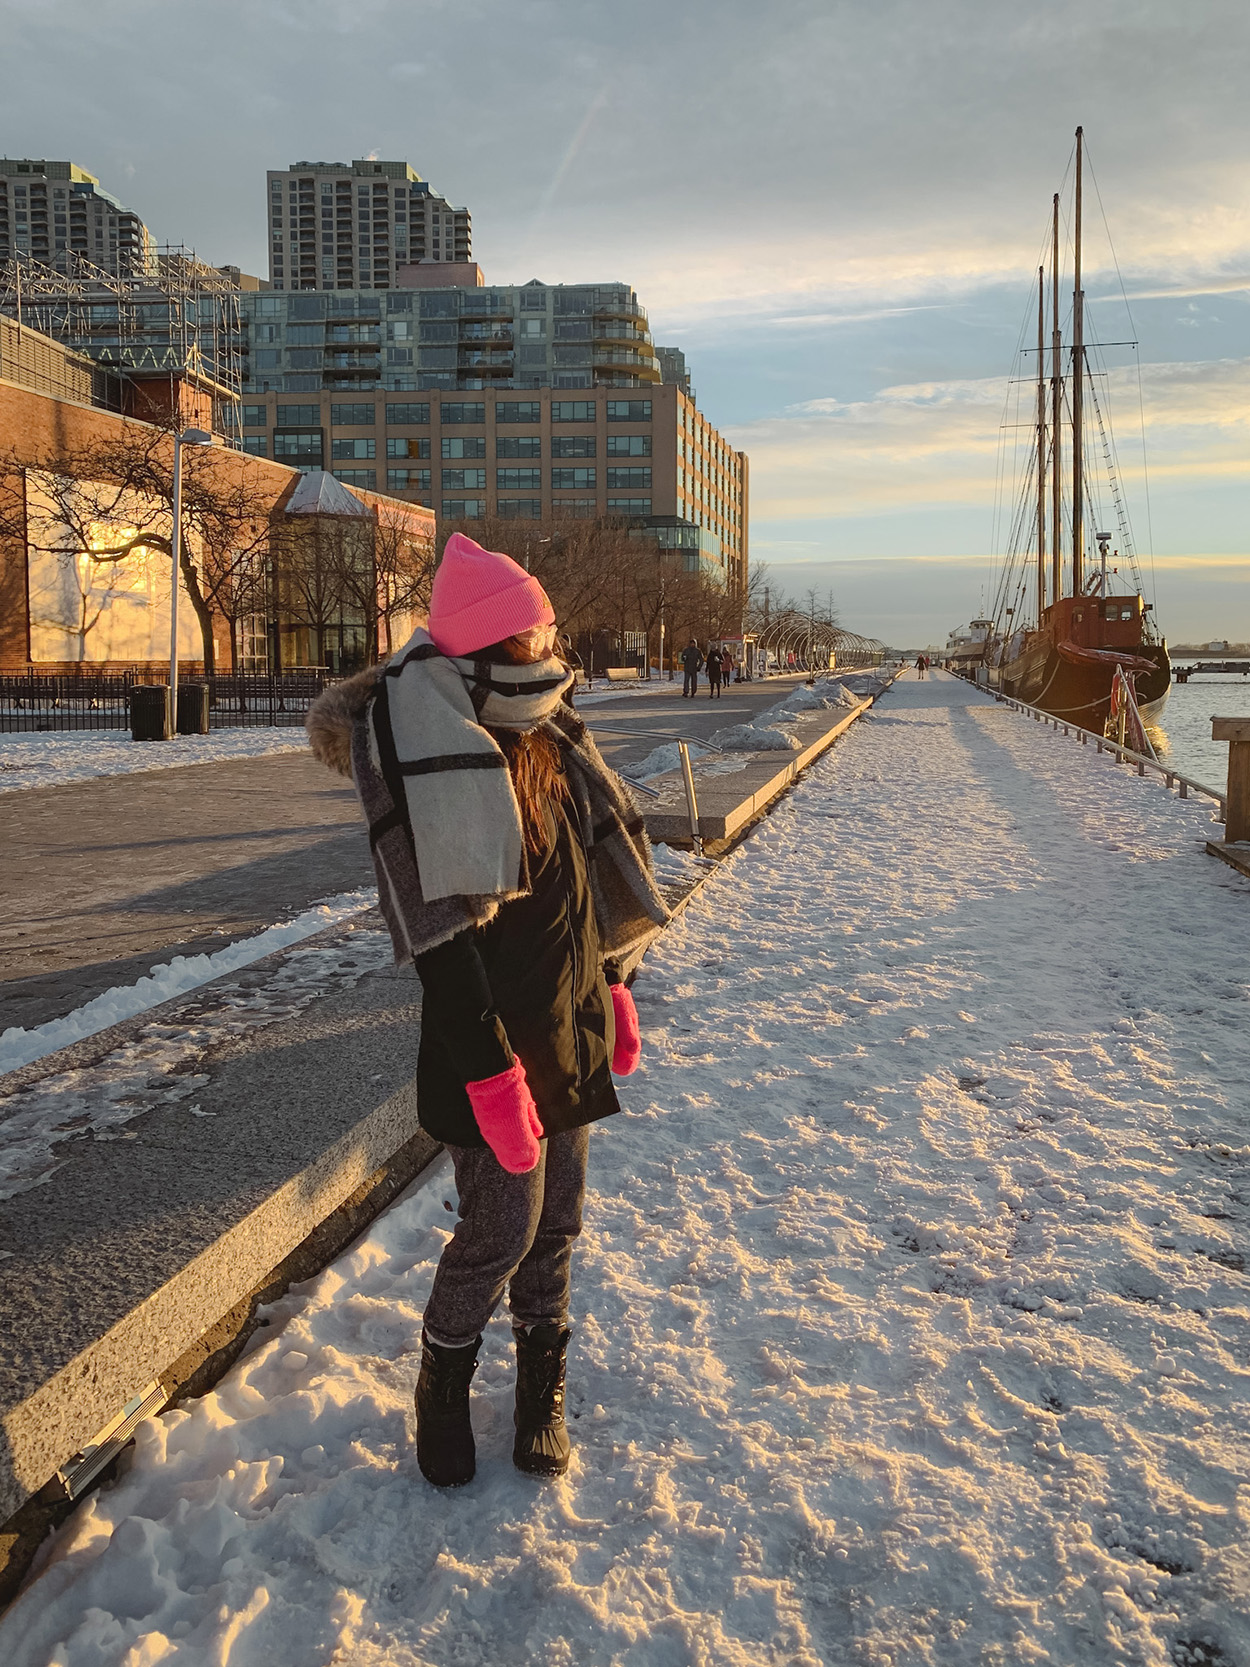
[584,673,810,770]
[0,754,371,1034]
[0,678,811,1036]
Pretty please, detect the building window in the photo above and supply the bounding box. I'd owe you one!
[442,468,487,489]
[442,499,485,519]
[606,400,652,422]
[497,499,543,520]
[241,404,268,428]
[552,499,597,520]
[276,404,320,426]
[386,402,430,424]
[552,467,596,489]
[442,436,487,460]
[440,402,486,424]
[274,431,323,463]
[332,437,376,459]
[495,401,542,423]
[330,402,375,425]
[607,497,652,514]
[333,469,376,487]
[241,435,268,456]
[607,467,651,489]
[607,434,652,456]
[551,437,596,459]
[387,436,431,458]
[551,401,595,422]
[496,468,542,490]
[387,467,432,490]
[496,436,542,459]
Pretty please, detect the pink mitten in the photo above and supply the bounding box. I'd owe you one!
[466,1060,542,1173]
[610,984,642,1076]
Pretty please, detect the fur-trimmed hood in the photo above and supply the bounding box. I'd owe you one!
[305,667,380,777]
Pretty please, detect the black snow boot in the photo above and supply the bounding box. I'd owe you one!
[415,1333,481,1488]
[513,1323,572,1477]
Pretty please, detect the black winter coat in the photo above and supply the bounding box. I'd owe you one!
[681,646,703,673]
[412,789,620,1148]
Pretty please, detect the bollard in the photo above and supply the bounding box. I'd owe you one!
[130,684,170,742]
[1212,717,1250,841]
[678,741,703,856]
[176,682,210,736]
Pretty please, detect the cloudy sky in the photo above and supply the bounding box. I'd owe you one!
[6,0,1250,645]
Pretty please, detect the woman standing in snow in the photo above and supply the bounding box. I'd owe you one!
[308,533,669,1488]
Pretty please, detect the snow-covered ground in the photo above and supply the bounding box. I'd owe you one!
[6,671,1250,1666]
[0,728,312,794]
[0,888,379,1079]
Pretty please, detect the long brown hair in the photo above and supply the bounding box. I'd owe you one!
[479,634,570,853]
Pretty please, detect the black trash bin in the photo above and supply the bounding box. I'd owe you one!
[176,682,210,736]
[130,684,170,742]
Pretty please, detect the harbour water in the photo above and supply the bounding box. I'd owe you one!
[1147,671,1250,791]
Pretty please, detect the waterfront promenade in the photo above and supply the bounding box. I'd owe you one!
[2,671,1247,1665]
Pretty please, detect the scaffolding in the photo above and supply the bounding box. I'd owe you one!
[0,246,243,438]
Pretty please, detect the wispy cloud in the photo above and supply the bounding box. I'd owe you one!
[724,358,1250,525]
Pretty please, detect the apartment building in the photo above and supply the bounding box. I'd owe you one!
[0,159,155,276]
[267,160,470,291]
[229,381,747,594]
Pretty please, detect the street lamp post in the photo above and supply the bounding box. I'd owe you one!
[169,427,214,731]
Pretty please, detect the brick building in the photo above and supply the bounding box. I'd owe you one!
[0,319,434,675]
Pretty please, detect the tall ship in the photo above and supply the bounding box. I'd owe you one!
[980,128,1170,725]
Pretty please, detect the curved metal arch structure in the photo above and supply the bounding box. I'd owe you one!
[755,609,884,672]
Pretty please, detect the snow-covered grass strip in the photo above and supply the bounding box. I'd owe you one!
[0,727,313,794]
[0,887,379,1076]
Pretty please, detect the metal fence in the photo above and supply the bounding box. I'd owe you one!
[0,671,340,733]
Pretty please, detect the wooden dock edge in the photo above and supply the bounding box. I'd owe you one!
[1205,840,1250,879]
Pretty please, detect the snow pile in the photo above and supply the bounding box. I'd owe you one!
[0,727,312,794]
[0,888,378,1076]
[5,676,1249,1666]
[620,740,691,783]
[711,722,801,751]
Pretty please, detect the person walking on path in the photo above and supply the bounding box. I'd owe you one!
[706,641,723,699]
[916,654,927,679]
[308,532,669,1489]
[721,646,735,685]
[681,638,703,698]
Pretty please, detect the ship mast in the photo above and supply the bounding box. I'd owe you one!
[1050,193,1062,605]
[1071,126,1085,598]
[1036,265,1046,621]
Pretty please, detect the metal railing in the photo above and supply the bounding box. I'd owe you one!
[591,723,723,855]
[988,687,1226,820]
[0,670,340,733]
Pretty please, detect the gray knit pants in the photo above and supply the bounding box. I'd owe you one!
[423,1127,590,1349]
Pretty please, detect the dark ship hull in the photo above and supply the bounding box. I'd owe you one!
[999,633,1171,727]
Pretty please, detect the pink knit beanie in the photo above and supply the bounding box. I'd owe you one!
[427,532,555,658]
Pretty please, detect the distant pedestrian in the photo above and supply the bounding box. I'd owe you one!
[706,642,723,698]
[681,639,703,698]
[308,532,669,1489]
[722,647,735,684]
[916,655,927,680]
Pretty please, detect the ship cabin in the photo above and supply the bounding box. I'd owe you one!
[1038,591,1150,651]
